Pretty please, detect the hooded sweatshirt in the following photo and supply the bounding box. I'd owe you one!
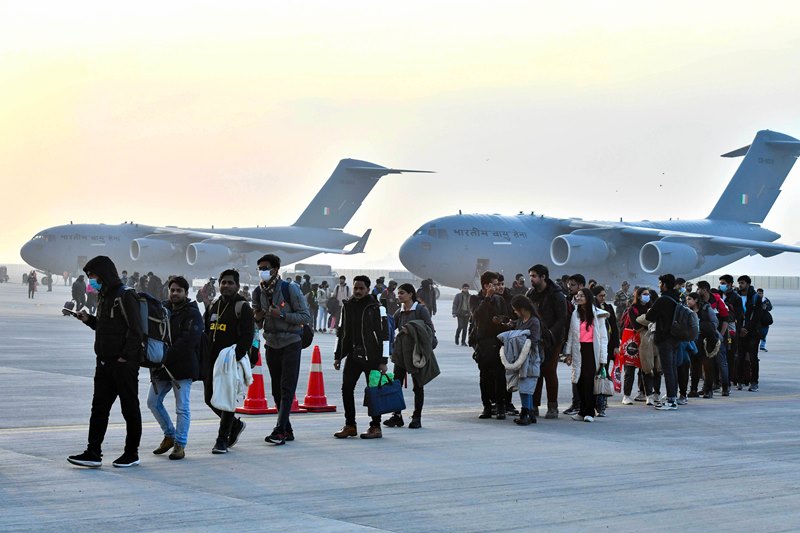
[82,255,143,363]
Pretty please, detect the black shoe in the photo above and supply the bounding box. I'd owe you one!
[687,390,700,398]
[408,417,422,429]
[461,342,467,346]
[67,450,102,468]
[285,429,295,441]
[112,452,140,468]
[702,391,713,399]
[228,418,246,447]
[265,431,287,445]
[383,414,405,428]
[496,406,507,420]
[749,384,759,392]
[721,389,730,397]
[478,407,493,419]
[563,405,579,416]
[506,404,519,416]
[212,438,228,454]
[514,409,533,426]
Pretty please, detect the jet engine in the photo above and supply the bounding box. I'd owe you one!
[550,235,611,267]
[186,242,233,267]
[639,241,701,274]
[130,238,177,261]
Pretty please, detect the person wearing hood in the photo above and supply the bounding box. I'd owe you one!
[147,276,203,461]
[564,288,609,422]
[72,274,87,311]
[645,273,682,411]
[736,275,763,392]
[67,256,144,468]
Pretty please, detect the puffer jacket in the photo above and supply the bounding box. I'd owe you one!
[82,256,143,363]
[153,299,203,382]
[565,306,609,384]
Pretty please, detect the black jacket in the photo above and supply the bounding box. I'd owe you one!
[203,294,254,363]
[601,302,620,356]
[739,286,763,337]
[525,279,568,346]
[155,300,203,381]
[646,289,681,343]
[82,256,143,363]
[72,277,86,301]
[335,295,388,365]
[469,293,508,353]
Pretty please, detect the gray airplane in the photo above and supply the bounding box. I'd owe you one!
[399,129,800,289]
[21,159,429,277]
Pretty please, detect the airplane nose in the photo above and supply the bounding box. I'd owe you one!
[399,235,433,277]
[20,240,40,266]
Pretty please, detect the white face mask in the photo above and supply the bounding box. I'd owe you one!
[259,270,272,282]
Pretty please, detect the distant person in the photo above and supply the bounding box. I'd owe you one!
[67,255,143,468]
[757,288,772,352]
[301,275,312,295]
[137,274,149,294]
[253,254,311,446]
[294,275,303,286]
[333,275,389,440]
[63,271,70,286]
[562,273,586,417]
[147,272,163,297]
[380,280,399,316]
[85,278,98,314]
[316,281,330,332]
[45,271,53,292]
[72,274,87,311]
[501,294,543,425]
[371,277,386,298]
[736,275,763,392]
[203,269,254,454]
[452,283,472,346]
[120,270,128,287]
[198,277,216,308]
[239,285,252,303]
[27,271,37,299]
[307,283,319,329]
[332,275,350,328]
[417,278,438,316]
[697,281,730,395]
[591,285,619,417]
[718,274,744,389]
[614,281,632,328]
[619,287,653,404]
[510,273,526,296]
[147,276,203,461]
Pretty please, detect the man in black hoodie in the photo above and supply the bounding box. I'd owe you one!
[147,276,203,460]
[68,256,144,468]
[736,275,763,392]
[645,273,681,411]
[203,269,254,454]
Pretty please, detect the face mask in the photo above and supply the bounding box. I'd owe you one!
[679,287,686,294]
[259,270,272,282]
[719,284,728,292]
[641,294,650,304]
[89,279,102,291]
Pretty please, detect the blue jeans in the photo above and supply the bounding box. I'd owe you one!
[147,379,192,446]
[317,308,329,330]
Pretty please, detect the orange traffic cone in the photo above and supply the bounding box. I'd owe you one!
[290,394,307,413]
[300,345,337,412]
[236,348,277,415]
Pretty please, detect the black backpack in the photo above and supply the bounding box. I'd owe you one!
[280,281,314,349]
[667,296,699,342]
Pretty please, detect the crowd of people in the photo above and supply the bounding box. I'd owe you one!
[61,253,774,468]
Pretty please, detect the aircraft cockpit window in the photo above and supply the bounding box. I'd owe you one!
[427,228,437,237]
[437,229,448,239]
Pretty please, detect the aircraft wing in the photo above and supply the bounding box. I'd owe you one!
[147,227,371,255]
[566,220,800,257]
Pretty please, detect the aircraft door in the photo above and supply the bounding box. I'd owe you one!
[473,258,490,289]
[77,256,87,274]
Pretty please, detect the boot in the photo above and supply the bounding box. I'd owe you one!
[496,402,506,420]
[383,414,404,428]
[514,408,533,426]
[545,402,559,419]
[532,406,540,418]
[478,406,493,419]
[168,444,185,460]
[153,436,175,455]
[333,425,358,438]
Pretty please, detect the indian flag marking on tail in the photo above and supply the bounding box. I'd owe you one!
[323,207,331,215]
[741,194,748,205]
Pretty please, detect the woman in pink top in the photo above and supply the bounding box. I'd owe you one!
[565,288,609,422]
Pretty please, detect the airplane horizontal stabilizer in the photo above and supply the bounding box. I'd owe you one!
[345,229,371,255]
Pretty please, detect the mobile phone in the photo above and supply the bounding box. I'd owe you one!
[62,307,79,317]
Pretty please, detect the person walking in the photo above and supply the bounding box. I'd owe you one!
[452,283,472,346]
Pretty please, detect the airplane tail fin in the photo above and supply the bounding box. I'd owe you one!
[293,159,433,229]
[707,130,800,223]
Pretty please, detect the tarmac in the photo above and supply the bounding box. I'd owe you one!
[1,282,799,532]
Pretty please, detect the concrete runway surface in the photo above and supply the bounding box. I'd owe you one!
[1,283,799,532]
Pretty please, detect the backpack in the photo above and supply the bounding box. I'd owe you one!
[761,310,774,326]
[280,281,314,349]
[666,296,699,342]
[116,288,171,368]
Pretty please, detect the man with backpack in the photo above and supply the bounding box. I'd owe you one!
[645,273,685,411]
[737,275,763,392]
[719,274,745,388]
[68,256,144,468]
[253,254,312,446]
[203,269,254,454]
[147,276,203,461]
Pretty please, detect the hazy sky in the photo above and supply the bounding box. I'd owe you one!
[3,1,800,274]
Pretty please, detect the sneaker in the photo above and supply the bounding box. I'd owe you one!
[596,410,606,418]
[153,436,175,455]
[506,404,520,416]
[168,445,185,460]
[749,384,759,392]
[383,414,405,428]
[646,395,655,406]
[265,431,286,445]
[461,342,467,346]
[67,450,102,468]
[736,383,743,391]
[634,393,647,402]
[212,438,228,454]
[656,401,678,411]
[112,452,140,468]
[687,390,700,398]
[677,396,688,405]
[702,391,713,399]
[760,347,768,352]
[721,389,730,397]
[621,396,633,405]
[563,405,579,416]
[228,419,246,447]
[478,408,493,419]
[334,425,358,438]
[285,429,295,442]
[583,416,594,422]
[360,426,382,439]
[571,414,584,421]
[496,410,506,420]
[408,417,422,429]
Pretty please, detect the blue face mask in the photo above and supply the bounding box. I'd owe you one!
[89,279,102,291]
[719,284,728,292]
[641,294,650,304]
[679,287,686,294]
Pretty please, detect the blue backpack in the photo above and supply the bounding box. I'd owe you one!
[116,288,172,367]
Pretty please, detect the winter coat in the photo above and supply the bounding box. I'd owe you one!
[635,314,661,375]
[82,256,143,363]
[154,299,203,382]
[210,346,253,412]
[498,319,542,394]
[203,294,254,365]
[394,302,437,349]
[71,277,86,301]
[525,279,568,347]
[452,291,472,317]
[335,295,389,365]
[392,319,440,387]
[645,289,681,343]
[565,306,609,384]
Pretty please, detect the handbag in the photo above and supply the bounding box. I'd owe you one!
[364,374,406,417]
[619,328,641,368]
[594,369,615,397]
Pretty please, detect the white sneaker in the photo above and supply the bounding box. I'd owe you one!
[621,396,633,405]
[583,416,594,422]
[645,395,654,406]
[570,414,584,421]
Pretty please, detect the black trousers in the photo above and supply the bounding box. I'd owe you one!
[736,335,760,384]
[341,357,381,427]
[393,366,424,419]
[533,343,561,407]
[577,343,596,417]
[265,341,302,432]
[476,345,505,410]
[88,359,142,455]
[455,315,469,344]
[203,372,236,440]
[727,334,739,384]
[678,360,690,396]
